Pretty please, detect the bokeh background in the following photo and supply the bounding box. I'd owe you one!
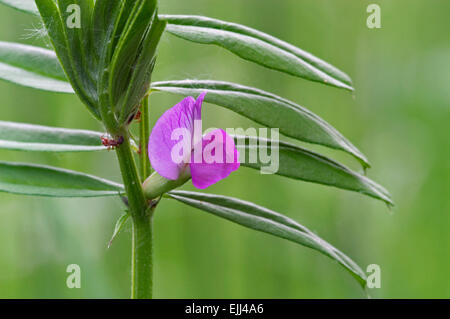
[0,0,449,298]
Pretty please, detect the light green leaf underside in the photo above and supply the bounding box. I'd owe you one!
[0,121,106,152]
[0,41,73,93]
[151,80,370,168]
[233,135,392,205]
[168,190,367,288]
[0,161,124,197]
[0,0,38,15]
[160,15,353,91]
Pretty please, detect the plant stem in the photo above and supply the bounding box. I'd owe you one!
[131,212,154,299]
[115,127,153,299]
[139,97,151,180]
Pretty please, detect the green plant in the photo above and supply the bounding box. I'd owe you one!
[0,0,392,298]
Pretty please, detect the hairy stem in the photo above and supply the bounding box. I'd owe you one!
[131,212,154,299]
[115,127,153,299]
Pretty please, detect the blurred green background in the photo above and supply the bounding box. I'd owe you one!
[0,0,449,298]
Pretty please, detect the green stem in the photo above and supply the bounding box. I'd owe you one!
[139,97,151,180]
[115,128,153,299]
[131,212,154,299]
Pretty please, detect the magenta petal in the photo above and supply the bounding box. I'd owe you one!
[148,92,207,180]
[148,96,197,180]
[193,91,206,122]
[190,129,240,189]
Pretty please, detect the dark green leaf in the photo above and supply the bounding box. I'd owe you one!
[0,41,73,93]
[234,135,392,205]
[92,0,135,78]
[92,0,137,62]
[109,0,157,109]
[168,190,367,288]
[94,0,163,126]
[0,161,124,197]
[151,80,370,168]
[92,0,134,124]
[160,15,353,90]
[0,121,106,152]
[56,0,96,99]
[36,0,99,117]
[117,13,166,123]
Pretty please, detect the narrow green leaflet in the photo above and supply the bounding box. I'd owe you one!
[36,0,99,117]
[108,211,130,248]
[233,136,392,205]
[92,0,136,63]
[0,161,123,197]
[93,0,135,106]
[109,0,157,110]
[151,80,370,168]
[0,121,106,152]
[0,6,353,89]
[116,10,166,124]
[0,41,73,93]
[160,15,353,91]
[168,190,367,288]
[0,0,38,15]
[56,0,96,99]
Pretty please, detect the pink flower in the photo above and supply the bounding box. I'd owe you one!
[148,92,240,189]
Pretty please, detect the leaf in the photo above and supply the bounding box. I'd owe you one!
[0,121,106,152]
[36,0,99,117]
[167,190,367,288]
[151,80,370,168]
[0,41,73,93]
[109,1,155,104]
[108,211,130,248]
[92,0,136,64]
[0,161,124,197]
[0,8,353,89]
[56,0,96,98]
[233,136,392,205]
[92,0,134,122]
[117,14,166,124]
[92,0,135,81]
[160,15,353,91]
[0,0,39,15]
[1,9,353,90]
[93,1,164,127]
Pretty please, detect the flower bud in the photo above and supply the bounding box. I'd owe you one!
[36,0,166,132]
